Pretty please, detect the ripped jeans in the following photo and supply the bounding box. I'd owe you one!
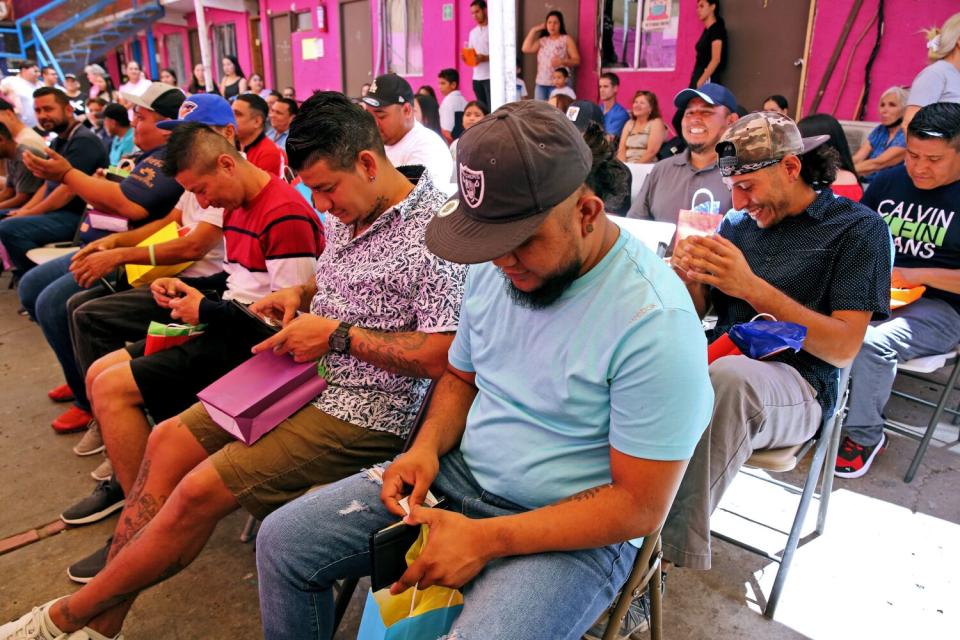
[256,450,637,640]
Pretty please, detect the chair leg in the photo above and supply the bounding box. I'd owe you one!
[904,358,960,482]
[239,514,259,543]
[817,395,846,535]
[332,576,360,634]
[765,430,832,619]
[648,538,663,640]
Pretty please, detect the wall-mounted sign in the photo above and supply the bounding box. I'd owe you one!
[442,4,454,21]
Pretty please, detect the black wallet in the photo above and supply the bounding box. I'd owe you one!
[369,521,422,591]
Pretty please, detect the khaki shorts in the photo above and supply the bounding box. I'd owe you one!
[181,401,404,520]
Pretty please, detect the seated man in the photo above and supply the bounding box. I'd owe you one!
[0,98,46,152]
[0,87,108,276]
[627,83,738,224]
[233,93,286,177]
[16,83,186,433]
[362,73,453,187]
[838,102,960,477]
[665,111,891,571]
[0,93,467,639]
[0,122,44,212]
[268,97,297,151]
[254,100,713,639]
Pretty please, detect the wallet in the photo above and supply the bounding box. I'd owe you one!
[369,521,421,591]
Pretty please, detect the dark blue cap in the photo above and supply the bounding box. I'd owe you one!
[674,83,738,113]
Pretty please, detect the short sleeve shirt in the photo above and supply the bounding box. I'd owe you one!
[627,149,732,224]
[602,102,630,137]
[119,145,184,220]
[50,123,109,214]
[712,189,892,413]
[439,90,468,133]
[7,146,44,195]
[245,133,286,177]
[866,124,905,160]
[692,20,728,85]
[309,171,467,438]
[468,25,490,81]
[862,165,960,308]
[450,230,713,510]
[385,123,454,189]
[907,60,960,107]
[177,191,225,278]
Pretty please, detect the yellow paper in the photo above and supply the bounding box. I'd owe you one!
[124,222,194,287]
[372,526,464,627]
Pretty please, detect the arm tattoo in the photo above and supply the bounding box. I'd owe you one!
[548,483,613,508]
[351,329,434,378]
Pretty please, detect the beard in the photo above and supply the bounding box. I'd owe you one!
[502,258,582,310]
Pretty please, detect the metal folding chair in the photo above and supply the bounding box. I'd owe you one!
[882,346,960,482]
[711,371,850,618]
[596,528,664,640]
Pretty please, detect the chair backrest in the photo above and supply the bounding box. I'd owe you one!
[401,379,437,452]
[609,215,676,256]
[452,111,465,140]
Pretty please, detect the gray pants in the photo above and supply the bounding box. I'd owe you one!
[662,356,822,570]
[844,296,960,447]
[69,286,172,375]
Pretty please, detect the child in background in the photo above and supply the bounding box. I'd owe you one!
[549,67,576,99]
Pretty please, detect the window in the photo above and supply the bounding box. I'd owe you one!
[601,0,680,71]
[212,23,238,79]
[295,11,312,32]
[164,33,187,90]
[384,0,422,76]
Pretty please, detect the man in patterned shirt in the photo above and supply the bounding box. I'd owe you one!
[0,92,467,640]
[665,111,892,570]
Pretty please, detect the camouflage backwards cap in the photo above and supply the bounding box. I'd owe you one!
[716,111,829,177]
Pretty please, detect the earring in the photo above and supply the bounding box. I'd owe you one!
[586,223,594,233]
[369,175,376,182]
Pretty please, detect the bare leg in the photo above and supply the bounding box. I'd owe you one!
[92,360,150,493]
[84,349,131,415]
[48,419,239,635]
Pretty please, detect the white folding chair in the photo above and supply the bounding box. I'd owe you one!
[609,215,676,257]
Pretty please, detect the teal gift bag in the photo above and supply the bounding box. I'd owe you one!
[356,526,464,640]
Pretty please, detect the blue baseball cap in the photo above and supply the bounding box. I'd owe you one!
[157,94,237,130]
[673,83,738,113]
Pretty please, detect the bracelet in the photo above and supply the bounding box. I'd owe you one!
[148,244,157,267]
[59,167,73,183]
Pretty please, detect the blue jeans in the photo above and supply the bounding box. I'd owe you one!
[535,83,553,101]
[0,210,81,274]
[256,450,637,640]
[845,296,960,446]
[18,252,106,410]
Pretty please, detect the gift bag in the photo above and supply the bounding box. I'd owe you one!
[357,527,464,640]
[710,314,806,363]
[143,321,206,356]
[124,222,194,287]
[78,210,129,245]
[197,350,328,445]
[674,188,724,250]
[461,47,478,67]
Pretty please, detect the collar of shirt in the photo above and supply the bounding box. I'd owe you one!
[243,131,266,153]
[674,148,719,174]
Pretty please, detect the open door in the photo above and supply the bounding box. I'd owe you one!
[271,13,294,94]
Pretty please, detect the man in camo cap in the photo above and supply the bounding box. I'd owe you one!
[661,110,892,571]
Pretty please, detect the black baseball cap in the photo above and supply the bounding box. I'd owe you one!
[566,100,605,132]
[361,73,414,108]
[102,103,130,127]
[426,100,592,265]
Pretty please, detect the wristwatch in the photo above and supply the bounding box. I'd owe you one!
[328,321,354,354]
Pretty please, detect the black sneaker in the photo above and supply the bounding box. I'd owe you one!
[835,433,887,479]
[67,537,111,584]
[60,477,125,525]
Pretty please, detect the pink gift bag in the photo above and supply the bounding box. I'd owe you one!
[197,350,327,445]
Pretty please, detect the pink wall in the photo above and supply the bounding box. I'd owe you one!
[802,0,957,121]
[262,0,344,96]
[397,2,479,102]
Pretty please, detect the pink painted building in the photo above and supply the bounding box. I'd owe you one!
[99,0,956,127]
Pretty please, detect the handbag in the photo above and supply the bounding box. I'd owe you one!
[143,321,206,356]
[124,222,194,287]
[357,526,464,640]
[196,350,328,445]
[709,314,807,363]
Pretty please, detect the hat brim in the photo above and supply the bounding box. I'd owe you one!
[674,88,716,109]
[157,117,235,130]
[800,134,831,155]
[425,196,552,265]
[120,91,154,112]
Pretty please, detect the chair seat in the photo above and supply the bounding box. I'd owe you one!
[745,444,803,473]
[26,246,76,266]
[898,350,958,374]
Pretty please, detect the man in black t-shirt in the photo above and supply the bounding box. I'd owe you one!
[0,87,108,275]
[838,103,960,478]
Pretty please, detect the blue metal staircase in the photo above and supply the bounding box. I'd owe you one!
[1,0,165,79]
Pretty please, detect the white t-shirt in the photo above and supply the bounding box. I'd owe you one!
[119,77,153,96]
[176,192,226,278]
[15,127,46,151]
[386,121,455,189]
[907,60,960,107]
[469,25,490,81]
[550,86,577,100]
[1,75,42,127]
[439,90,468,133]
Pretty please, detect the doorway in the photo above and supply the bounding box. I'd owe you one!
[721,0,812,116]
[518,0,580,97]
[270,13,294,94]
[341,0,372,97]
[250,17,265,79]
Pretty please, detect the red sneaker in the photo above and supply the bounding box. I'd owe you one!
[47,383,75,403]
[52,407,93,434]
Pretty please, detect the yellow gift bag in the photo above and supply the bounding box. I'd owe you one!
[124,222,194,287]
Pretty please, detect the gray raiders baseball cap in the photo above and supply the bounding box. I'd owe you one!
[425,100,592,265]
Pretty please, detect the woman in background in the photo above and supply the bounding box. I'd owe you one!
[218,56,247,101]
[159,68,178,87]
[903,12,960,131]
[798,113,863,201]
[761,94,789,115]
[617,90,666,164]
[691,0,727,88]
[521,10,580,101]
[188,64,218,95]
[248,73,272,99]
[449,100,488,165]
[852,86,908,180]
[413,93,443,139]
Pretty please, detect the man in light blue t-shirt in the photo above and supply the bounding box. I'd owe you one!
[254,100,713,639]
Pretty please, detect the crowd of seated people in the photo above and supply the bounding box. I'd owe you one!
[1,20,959,638]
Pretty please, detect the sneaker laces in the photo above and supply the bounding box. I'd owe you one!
[2,605,60,640]
[839,436,864,458]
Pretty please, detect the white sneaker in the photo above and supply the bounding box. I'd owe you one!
[73,420,105,457]
[0,600,66,640]
[65,629,123,640]
[90,458,113,482]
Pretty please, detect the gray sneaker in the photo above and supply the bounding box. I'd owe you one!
[73,420,104,457]
[90,457,113,482]
[583,594,650,640]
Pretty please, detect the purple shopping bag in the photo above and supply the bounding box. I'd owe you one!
[197,350,327,445]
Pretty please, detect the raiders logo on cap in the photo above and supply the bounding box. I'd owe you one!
[458,164,485,209]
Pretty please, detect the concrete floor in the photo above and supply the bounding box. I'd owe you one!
[0,271,957,639]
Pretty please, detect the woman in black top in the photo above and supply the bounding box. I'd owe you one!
[690,0,727,88]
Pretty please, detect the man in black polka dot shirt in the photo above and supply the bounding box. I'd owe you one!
[663,112,891,570]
